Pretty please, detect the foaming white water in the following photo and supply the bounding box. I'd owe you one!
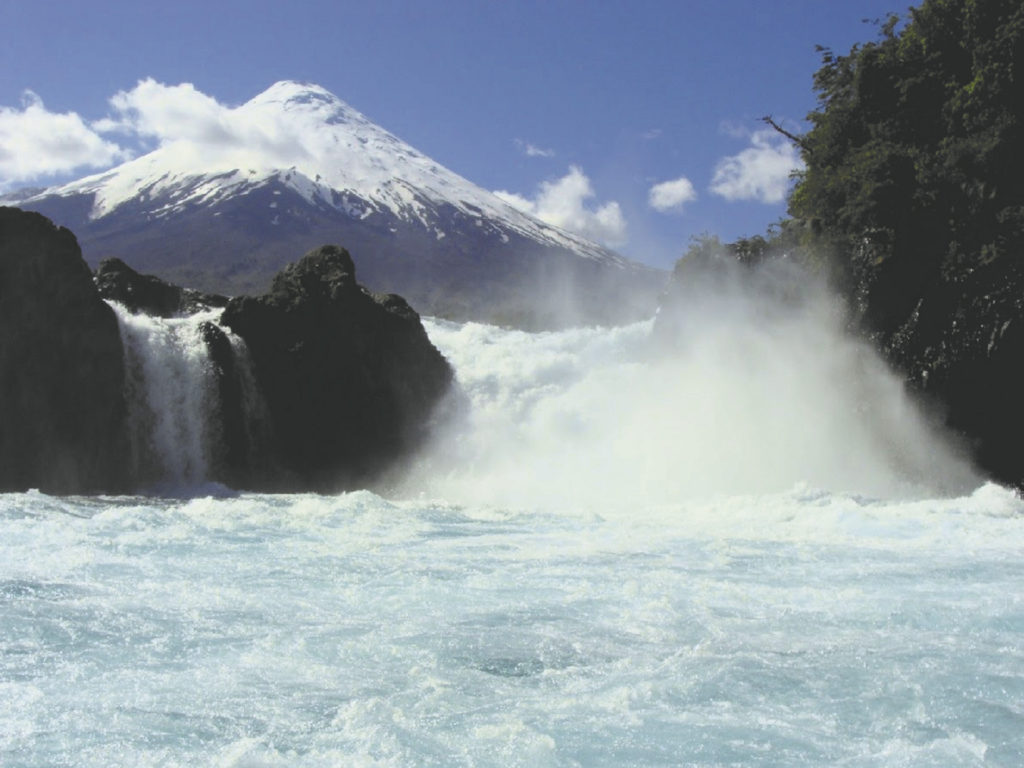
[112,304,224,488]
[411,279,979,509]
[1,486,1022,766]
[2,277,1017,766]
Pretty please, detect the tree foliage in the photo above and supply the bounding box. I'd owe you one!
[788,0,1024,311]
[664,0,1024,488]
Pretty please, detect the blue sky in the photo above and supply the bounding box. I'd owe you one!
[1,0,904,269]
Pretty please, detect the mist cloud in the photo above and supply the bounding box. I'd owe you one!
[494,166,627,247]
[648,176,697,213]
[409,262,979,508]
[0,91,129,188]
[710,128,803,203]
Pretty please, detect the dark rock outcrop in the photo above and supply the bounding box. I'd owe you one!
[1,207,452,494]
[95,257,227,317]
[193,319,273,489]
[220,244,453,492]
[0,207,131,493]
[857,249,1024,488]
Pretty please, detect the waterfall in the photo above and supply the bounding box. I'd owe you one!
[109,303,259,492]
[410,284,981,508]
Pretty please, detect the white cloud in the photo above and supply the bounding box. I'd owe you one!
[95,79,232,145]
[514,138,555,158]
[492,189,534,212]
[0,91,129,187]
[92,78,316,173]
[709,128,804,204]
[494,166,627,247]
[648,176,697,213]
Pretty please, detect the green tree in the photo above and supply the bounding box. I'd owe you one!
[788,0,1024,334]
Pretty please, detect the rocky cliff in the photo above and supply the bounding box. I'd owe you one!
[854,245,1024,488]
[0,208,452,494]
[0,207,132,493]
[221,245,453,492]
[95,257,228,317]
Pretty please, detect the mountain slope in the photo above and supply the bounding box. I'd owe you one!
[8,82,662,326]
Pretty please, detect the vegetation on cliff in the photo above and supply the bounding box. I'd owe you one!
[789,0,1024,330]
[665,0,1024,486]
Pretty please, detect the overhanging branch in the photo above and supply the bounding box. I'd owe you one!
[761,115,810,152]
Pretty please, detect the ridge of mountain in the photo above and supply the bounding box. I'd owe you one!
[7,81,662,326]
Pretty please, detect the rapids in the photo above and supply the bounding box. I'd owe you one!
[2,282,1021,766]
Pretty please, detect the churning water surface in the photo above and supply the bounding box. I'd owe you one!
[2,283,1023,766]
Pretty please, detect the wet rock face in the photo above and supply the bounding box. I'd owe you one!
[221,244,453,492]
[0,207,131,493]
[877,257,1024,488]
[799,237,1024,489]
[95,257,228,317]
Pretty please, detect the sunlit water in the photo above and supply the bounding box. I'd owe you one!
[2,298,1023,766]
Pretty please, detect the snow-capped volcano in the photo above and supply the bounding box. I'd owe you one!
[8,81,661,325]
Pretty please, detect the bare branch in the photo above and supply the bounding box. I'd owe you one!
[761,115,810,152]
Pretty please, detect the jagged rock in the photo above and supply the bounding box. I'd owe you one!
[0,209,451,494]
[0,207,131,493]
[95,257,227,317]
[220,244,453,491]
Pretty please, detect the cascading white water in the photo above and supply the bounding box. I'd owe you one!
[106,262,979,504]
[4,284,1020,767]
[110,304,226,489]
[408,269,980,508]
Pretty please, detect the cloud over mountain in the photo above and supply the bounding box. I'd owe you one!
[0,91,129,188]
[90,79,335,179]
[6,80,662,327]
[494,166,627,247]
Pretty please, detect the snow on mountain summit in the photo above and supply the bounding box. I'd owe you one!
[31,81,624,265]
